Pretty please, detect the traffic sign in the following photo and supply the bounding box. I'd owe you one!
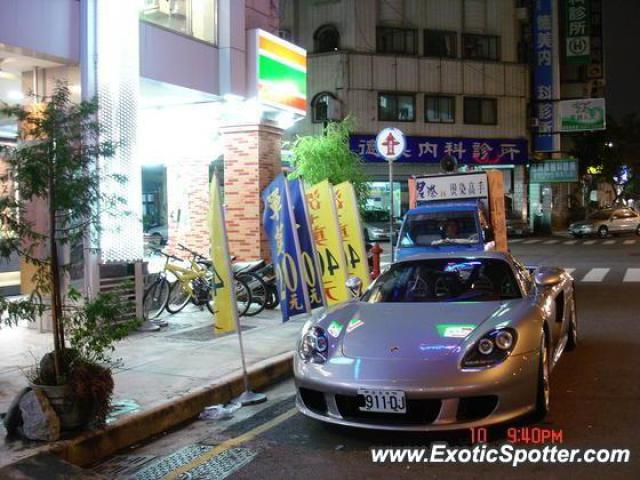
[375,128,406,162]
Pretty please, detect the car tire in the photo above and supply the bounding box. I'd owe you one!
[598,225,608,238]
[534,330,550,419]
[565,292,578,352]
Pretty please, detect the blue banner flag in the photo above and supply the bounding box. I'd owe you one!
[533,0,556,152]
[288,178,326,309]
[262,174,310,321]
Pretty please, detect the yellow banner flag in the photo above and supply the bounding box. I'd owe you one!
[208,173,238,333]
[305,180,350,305]
[334,182,370,291]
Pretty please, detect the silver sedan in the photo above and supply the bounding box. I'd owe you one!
[569,207,640,238]
[294,252,577,431]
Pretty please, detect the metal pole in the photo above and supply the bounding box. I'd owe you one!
[234,310,251,393]
[389,159,394,263]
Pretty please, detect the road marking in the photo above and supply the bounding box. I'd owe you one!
[543,240,560,244]
[623,268,640,282]
[583,240,597,245]
[623,240,636,245]
[163,408,298,480]
[509,239,524,243]
[581,268,609,282]
[523,239,542,244]
[563,268,576,276]
[563,240,578,245]
[603,240,615,245]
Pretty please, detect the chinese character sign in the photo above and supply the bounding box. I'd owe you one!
[565,0,590,65]
[208,173,239,334]
[262,175,310,321]
[415,173,489,203]
[333,182,370,291]
[559,98,605,132]
[288,178,325,309]
[530,160,579,183]
[533,0,557,152]
[305,180,351,305]
[350,135,527,165]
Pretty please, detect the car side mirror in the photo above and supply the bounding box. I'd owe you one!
[346,276,363,298]
[534,268,564,288]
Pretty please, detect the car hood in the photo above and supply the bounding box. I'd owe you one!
[329,301,509,362]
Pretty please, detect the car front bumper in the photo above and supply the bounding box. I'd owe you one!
[294,352,539,431]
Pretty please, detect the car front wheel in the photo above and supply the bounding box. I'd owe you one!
[598,225,608,238]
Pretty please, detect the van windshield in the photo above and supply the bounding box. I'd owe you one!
[399,211,479,247]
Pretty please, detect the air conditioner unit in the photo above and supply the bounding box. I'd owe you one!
[277,29,292,41]
[516,7,529,22]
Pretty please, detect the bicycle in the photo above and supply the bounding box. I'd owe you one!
[175,243,268,317]
[166,245,253,317]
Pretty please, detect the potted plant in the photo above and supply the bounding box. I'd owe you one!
[0,82,139,432]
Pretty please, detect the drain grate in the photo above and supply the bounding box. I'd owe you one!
[178,447,257,480]
[93,454,157,479]
[132,444,212,480]
[167,324,255,342]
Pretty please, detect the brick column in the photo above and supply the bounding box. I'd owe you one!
[166,157,211,258]
[220,121,283,261]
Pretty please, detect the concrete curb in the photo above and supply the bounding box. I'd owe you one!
[50,351,294,467]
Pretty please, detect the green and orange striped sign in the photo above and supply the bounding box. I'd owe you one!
[249,29,307,116]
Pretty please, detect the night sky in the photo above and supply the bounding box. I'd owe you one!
[604,0,640,119]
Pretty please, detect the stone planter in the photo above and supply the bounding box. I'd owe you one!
[29,382,94,430]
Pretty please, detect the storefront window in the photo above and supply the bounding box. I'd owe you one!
[140,0,217,44]
[142,166,168,253]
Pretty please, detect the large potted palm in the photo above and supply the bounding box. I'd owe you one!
[0,83,138,432]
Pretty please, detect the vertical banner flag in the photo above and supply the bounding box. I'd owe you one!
[334,182,370,290]
[288,178,326,309]
[305,180,350,305]
[533,0,556,152]
[263,174,310,321]
[208,173,238,334]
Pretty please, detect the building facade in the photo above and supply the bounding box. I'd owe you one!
[281,0,531,221]
[0,0,303,314]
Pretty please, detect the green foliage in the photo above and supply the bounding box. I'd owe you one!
[289,118,369,205]
[0,82,137,385]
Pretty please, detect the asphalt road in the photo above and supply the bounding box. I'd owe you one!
[93,235,640,479]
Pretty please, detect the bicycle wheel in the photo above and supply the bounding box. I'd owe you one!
[166,281,192,314]
[265,284,279,310]
[143,277,170,319]
[236,272,267,316]
[206,276,252,317]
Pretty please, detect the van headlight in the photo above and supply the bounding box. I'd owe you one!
[462,328,517,368]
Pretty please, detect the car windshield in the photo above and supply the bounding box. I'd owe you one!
[399,211,479,247]
[362,258,521,303]
[588,211,612,220]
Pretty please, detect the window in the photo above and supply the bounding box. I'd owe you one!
[424,30,457,58]
[140,0,217,44]
[314,25,340,53]
[462,34,500,60]
[311,92,336,123]
[464,97,497,125]
[378,93,415,122]
[377,27,418,55]
[425,95,455,123]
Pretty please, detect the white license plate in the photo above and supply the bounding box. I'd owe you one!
[358,389,406,414]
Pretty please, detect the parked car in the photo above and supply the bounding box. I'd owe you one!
[295,251,577,430]
[145,224,168,245]
[506,212,530,237]
[569,207,640,238]
[362,209,401,243]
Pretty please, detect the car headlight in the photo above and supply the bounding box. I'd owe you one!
[298,326,329,363]
[461,328,517,369]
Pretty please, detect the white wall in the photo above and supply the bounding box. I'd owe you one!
[0,0,80,62]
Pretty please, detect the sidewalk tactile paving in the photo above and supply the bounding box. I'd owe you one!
[131,444,212,480]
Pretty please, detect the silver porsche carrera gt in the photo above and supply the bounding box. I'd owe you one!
[294,251,577,431]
